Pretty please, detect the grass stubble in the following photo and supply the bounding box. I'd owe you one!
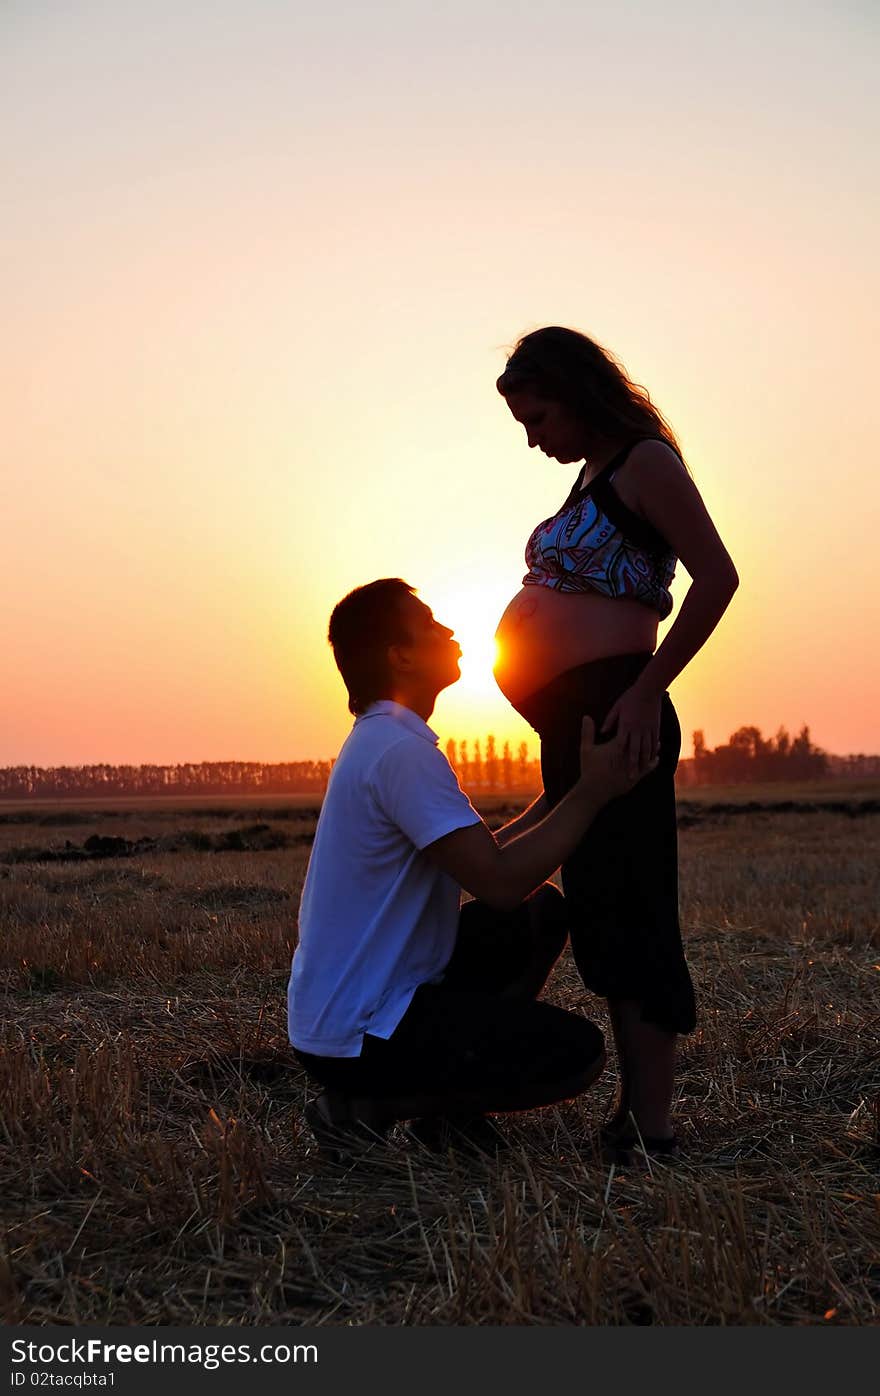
[0,792,878,1326]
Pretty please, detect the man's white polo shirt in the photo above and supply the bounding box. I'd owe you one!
[288,701,482,1057]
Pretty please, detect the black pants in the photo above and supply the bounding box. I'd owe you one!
[294,884,605,1113]
[515,653,697,1034]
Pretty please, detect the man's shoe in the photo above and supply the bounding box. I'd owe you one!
[303,1093,390,1159]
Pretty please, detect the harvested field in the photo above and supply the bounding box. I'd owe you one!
[1,789,878,1325]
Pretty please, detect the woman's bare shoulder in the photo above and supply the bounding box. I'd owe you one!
[614,440,690,514]
[626,439,688,476]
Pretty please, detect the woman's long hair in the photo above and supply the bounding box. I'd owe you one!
[497,326,684,460]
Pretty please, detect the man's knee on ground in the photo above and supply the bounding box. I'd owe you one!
[542,1012,605,1083]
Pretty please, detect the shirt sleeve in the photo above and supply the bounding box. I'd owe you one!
[371,737,482,850]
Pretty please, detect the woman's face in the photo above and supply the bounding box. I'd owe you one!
[504,387,587,465]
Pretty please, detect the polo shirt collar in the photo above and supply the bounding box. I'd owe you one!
[357,700,439,745]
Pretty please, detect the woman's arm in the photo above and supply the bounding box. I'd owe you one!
[602,441,739,773]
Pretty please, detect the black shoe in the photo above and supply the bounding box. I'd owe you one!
[303,1094,390,1159]
[599,1124,678,1166]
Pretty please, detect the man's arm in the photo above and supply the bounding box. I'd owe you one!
[424,719,653,910]
[494,793,548,847]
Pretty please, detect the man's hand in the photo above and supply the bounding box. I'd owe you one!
[424,717,657,910]
[577,714,657,800]
[600,684,663,779]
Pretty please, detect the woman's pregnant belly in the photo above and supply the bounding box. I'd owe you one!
[493,586,659,709]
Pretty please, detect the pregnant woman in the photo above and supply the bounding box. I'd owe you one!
[493,326,738,1156]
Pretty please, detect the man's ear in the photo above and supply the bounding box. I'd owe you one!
[387,642,412,676]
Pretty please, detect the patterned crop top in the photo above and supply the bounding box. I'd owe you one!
[522,438,677,619]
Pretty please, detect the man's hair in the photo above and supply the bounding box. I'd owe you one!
[328,578,416,715]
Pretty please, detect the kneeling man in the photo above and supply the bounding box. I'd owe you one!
[288,579,654,1150]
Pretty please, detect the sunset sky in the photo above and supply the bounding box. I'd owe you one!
[4,1,878,766]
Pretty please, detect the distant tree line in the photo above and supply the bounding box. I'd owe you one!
[825,753,880,778]
[1,725,876,800]
[446,725,850,793]
[0,761,334,800]
[445,737,541,794]
[445,724,847,794]
[677,725,830,786]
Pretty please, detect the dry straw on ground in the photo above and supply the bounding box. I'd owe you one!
[1,790,878,1325]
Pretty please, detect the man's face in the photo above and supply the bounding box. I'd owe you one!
[393,594,462,693]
